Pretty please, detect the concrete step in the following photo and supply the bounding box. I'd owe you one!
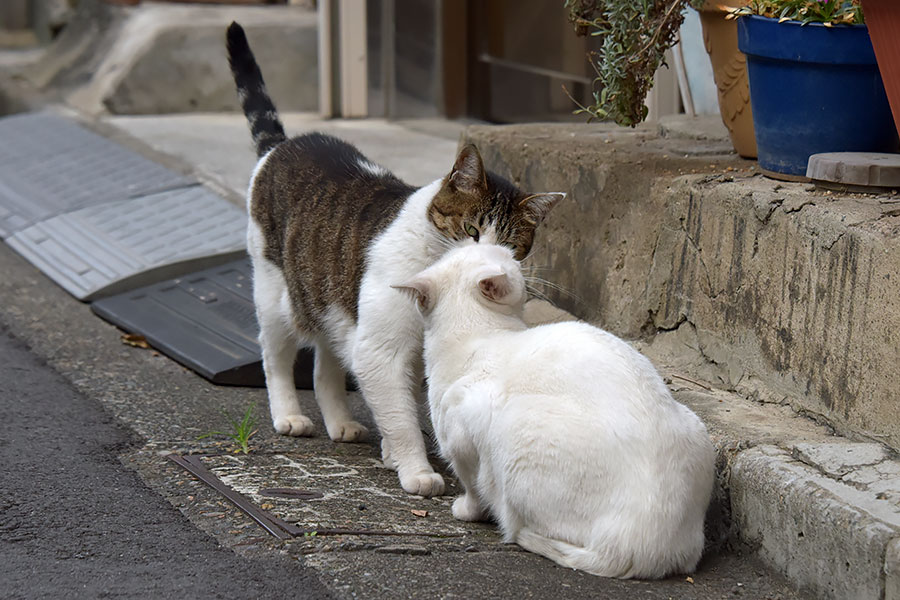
[7,2,318,116]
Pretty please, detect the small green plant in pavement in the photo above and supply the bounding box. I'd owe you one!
[199,404,258,454]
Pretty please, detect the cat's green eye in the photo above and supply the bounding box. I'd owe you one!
[464,223,480,241]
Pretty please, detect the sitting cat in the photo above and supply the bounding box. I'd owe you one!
[226,23,564,496]
[395,244,716,578]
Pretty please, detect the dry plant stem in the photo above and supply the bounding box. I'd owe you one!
[669,373,714,392]
[637,0,685,58]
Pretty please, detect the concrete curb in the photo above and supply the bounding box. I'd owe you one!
[645,372,900,600]
[730,445,900,600]
[115,112,900,599]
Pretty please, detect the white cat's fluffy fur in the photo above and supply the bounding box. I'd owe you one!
[397,244,716,579]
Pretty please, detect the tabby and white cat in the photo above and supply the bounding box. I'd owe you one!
[396,244,716,578]
[226,23,564,496]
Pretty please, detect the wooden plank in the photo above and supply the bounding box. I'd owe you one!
[440,0,467,118]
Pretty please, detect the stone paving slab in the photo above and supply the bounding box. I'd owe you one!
[198,452,469,538]
[0,111,195,238]
[6,185,246,300]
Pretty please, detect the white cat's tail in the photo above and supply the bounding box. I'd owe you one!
[515,529,639,579]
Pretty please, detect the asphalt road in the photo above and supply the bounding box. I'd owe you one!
[0,327,332,600]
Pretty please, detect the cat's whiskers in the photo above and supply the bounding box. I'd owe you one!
[523,275,582,304]
[521,264,555,273]
[524,283,554,304]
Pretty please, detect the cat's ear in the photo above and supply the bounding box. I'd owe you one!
[478,271,515,305]
[520,192,566,225]
[447,144,488,195]
[392,277,435,314]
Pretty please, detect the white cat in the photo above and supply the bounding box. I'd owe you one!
[395,244,716,578]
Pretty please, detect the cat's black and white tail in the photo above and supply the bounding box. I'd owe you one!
[226,22,287,157]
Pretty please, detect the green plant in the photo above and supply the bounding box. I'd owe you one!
[199,404,258,454]
[564,0,705,127]
[730,0,864,25]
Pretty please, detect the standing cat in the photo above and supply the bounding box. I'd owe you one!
[226,23,564,496]
[395,244,716,578]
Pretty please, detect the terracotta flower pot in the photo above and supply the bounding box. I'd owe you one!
[862,0,900,137]
[696,2,757,158]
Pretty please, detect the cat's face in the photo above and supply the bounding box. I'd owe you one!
[395,244,526,318]
[427,144,564,261]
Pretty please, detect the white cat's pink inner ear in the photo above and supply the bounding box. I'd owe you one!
[479,273,511,304]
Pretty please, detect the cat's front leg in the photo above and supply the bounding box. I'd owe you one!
[352,330,444,497]
[380,437,398,470]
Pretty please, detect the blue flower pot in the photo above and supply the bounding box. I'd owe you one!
[737,15,899,177]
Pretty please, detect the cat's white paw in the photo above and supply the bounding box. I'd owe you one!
[400,472,445,497]
[273,414,315,437]
[381,439,398,470]
[327,421,369,443]
[452,494,486,522]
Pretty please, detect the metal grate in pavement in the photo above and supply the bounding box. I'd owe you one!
[91,257,318,388]
[6,186,248,300]
[0,111,195,238]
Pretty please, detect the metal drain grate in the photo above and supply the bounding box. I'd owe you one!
[6,186,248,300]
[91,257,317,388]
[0,112,195,238]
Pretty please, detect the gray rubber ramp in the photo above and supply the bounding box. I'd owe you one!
[6,186,248,300]
[91,257,318,389]
[0,112,195,238]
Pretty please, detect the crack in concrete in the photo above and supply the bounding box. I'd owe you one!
[782,199,817,214]
[753,196,784,225]
[682,222,718,299]
[822,230,847,251]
